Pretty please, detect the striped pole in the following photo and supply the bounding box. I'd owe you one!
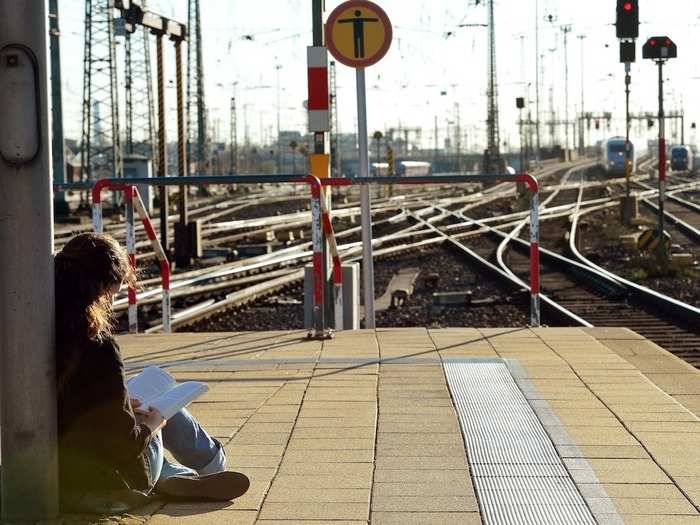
[515,173,540,327]
[529,191,541,327]
[320,193,344,329]
[133,187,172,333]
[91,181,105,233]
[307,46,330,133]
[124,186,138,333]
[310,182,325,335]
[155,33,169,255]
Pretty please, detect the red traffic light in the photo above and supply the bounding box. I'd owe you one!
[616,0,639,39]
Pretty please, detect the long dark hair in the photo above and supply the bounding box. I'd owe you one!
[55,232,135,343]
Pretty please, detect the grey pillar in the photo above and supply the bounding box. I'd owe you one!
[0,0,59,519]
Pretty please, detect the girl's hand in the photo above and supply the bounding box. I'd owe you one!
[130,398,142,410]
[136,407,166,434]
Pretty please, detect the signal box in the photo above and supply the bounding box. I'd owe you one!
[619,41,635,63]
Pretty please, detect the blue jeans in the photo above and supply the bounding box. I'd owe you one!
[144,408,224,492]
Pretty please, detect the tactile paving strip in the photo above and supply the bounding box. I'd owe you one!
[443,359,596,525]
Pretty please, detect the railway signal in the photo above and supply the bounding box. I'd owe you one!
[616,0,639,39]
[615,0,639,222]
[643,35,677,260]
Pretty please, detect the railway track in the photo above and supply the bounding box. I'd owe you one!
[414,163,700,368]
[101,159,700,371]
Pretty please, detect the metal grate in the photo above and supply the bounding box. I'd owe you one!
[444,359,596,525]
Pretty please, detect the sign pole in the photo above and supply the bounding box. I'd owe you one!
[325,0,392,330]
[356,67,376,328]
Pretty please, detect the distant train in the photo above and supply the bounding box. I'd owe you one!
[371,161,432,177]
[600,137,636,176]
[670,145,694,172]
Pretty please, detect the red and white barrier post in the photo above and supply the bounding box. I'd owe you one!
[92,181,172,333]
[132,187,172,333]
[528,190,541,327]
[514,174,541,327]
[310,182,326,336]
[320,196,344,329]
[124,186,138,333]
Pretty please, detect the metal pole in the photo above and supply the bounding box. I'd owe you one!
[312,0,333,329]
[230,96,237,174]
[625,63,632,198]
[681,110,685,145]
[519,108,524,171]
[156,34,169,255]
[125,186,138,333]
[275,63,281,174]
[175,40,187,224]
[562,25,570,161]
[194,0,206,175]
[49,0,67,214]
[534,0,541,163]
[356,68,375,328]
[0,1,58,518]
[529,191,541,327]
[578,35,586,155]
[657,60,667,259]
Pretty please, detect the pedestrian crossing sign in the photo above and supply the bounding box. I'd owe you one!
[326,0,392,68]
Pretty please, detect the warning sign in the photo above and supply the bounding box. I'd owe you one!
[326,0,392,68]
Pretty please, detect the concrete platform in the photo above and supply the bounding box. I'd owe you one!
[90,327,700,524]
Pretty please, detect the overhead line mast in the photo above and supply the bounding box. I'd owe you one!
[124,9,156,163]
[484,0,503,173]
[187,0,207,175]
[81,0,123,180]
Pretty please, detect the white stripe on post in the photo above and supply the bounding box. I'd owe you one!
[529,192,540,327]
[92,202,103,233]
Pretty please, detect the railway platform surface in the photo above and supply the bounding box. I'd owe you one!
[72,327,700,524]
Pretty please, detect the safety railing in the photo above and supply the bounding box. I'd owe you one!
[91,180,172,333]
[319,173,541,327]
[57,175,332,338]
[55,172,541,330]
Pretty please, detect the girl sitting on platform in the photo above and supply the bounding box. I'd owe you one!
[54,232,249,512]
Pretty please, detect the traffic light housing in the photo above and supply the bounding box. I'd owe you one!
[642,36,677,60]
[515,97,525,109]
[616,0,639,39]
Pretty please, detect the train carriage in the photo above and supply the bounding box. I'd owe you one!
[600,137,636,176]
[670,145,694,172]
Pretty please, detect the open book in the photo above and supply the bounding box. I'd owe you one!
[127,366,209,420]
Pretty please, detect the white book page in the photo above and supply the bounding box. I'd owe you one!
[127,366,176,408]
[149,381,209,420]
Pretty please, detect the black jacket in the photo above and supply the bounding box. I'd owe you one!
[56,336,153,501]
